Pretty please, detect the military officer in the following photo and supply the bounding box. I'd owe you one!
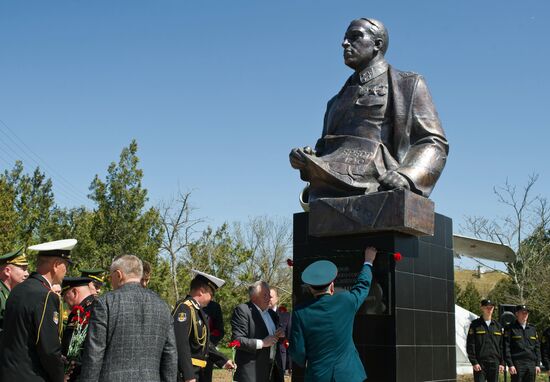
[0,239,76,382]
[466,299,504,382]
[173,270,235,382]
[61,276,96,382]
[290,247,377,382]
[80,268,106,295]
[0,247,29,334]
[504,304,541,382]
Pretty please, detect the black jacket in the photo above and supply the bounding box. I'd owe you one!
[0,273,64,382]
[466,317,504,365]
[540,327,550,369]
[172,296,227,380]
[504,320,541,367]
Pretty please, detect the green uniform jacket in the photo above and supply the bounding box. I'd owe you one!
[0,279,10,334]
[290,263,372,382]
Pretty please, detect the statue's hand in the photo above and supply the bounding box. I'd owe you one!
[289,147,314,170]
[378,171,410,190]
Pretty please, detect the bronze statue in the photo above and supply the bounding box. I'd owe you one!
[290,18,449,204]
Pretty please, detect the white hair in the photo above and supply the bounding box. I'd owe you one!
[110,255,143,279]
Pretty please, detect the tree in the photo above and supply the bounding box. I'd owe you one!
[456,281,482,315]
[159,190,204,302]
[0,177,17,253]
[463,175,550,327]
[86,140,164,291]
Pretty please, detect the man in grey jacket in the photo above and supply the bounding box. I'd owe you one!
[79,255,177,382]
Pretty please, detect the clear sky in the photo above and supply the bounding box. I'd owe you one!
[0,1,548,257]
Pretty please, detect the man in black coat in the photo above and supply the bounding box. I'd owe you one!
[0,239,75,382]
[231,281,285,382]
[504,305,542,382]
[466,299,504,382]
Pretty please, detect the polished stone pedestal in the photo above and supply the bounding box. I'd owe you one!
[291,212,456,382]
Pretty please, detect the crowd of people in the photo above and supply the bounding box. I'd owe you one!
[466,298,550,382]
[0,239,296,382]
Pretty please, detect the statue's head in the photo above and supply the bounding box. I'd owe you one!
[342,18,389,72]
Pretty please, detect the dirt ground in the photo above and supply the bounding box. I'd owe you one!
[212,370,291,381]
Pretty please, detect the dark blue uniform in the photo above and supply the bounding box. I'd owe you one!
[504,320,541,382]
[466,317,504,382]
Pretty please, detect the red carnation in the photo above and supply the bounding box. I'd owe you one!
[278,305,288,313]
[211,329,221,337]
[393,252,403,262]
[228,340,241,348]
[286,259,294,267]
[282,339,290,349]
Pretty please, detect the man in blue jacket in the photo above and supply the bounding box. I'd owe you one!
[290,246,376,382]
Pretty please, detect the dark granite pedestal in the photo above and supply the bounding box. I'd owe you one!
[291,212,456,382]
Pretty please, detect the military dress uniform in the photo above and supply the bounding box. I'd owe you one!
[173,295,228,381]
[0,247,29,335]
[0,272,65,381]
[504,318,541,382]
[466,316,504,382]
[61,277,96,382]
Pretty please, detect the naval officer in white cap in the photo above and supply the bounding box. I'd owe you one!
[0,239,76,382]
[173,270,235,382]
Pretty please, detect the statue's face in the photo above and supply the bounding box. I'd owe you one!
[342,20,378,71]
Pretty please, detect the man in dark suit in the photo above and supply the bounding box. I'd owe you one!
[231,281,285,382]
[0,239,75,382]
[79,255,177,382]
[269,288,292,375]
[289,247,376,382]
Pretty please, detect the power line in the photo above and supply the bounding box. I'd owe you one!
[0,119,90,206]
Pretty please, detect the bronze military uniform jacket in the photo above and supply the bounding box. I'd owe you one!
[313,62,448,197]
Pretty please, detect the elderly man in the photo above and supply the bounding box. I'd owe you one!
[269,288,292,375]
[79,255,177,382]
[0,239,75,382]
[231,281,285,382]
[290,247,377,382]
[290,18,448,202]
[0,247,29,333]
[504,305,541,382]
[466,299,504,382]
[61,276,96,382]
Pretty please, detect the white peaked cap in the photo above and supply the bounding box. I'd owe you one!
[191,269,225,289]
[28,239,77,251]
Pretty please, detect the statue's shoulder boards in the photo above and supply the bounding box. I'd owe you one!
[399,71,418,78]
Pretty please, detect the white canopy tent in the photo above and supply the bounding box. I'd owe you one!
[455,304,478,375]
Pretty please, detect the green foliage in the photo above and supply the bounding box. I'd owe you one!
[0,177,17,254]
[456,281,482,315]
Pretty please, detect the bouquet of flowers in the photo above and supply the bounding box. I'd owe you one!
[64,305,90,373]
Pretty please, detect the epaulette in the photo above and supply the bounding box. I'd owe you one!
[399,71,417,78]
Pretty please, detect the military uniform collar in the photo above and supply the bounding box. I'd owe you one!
[186,295,200,309]
[80,294,96,308]
[30,272,53,289]
[357,60,389,84]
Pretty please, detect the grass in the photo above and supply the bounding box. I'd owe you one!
[455,269,508,297]
[458,373,549,381]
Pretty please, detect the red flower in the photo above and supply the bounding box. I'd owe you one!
[282,339,290,349]
[228,340,241,348]
[71,305,85,315]
[278,305,288,313]
[286,259,294,267]
[393,252,403,262]
[211,329,221,337]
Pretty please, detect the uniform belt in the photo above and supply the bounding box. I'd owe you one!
[192,358,207,368]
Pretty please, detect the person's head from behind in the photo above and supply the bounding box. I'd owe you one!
[249,281,271,311]
[141,260,152,288]
[109,255,143,290]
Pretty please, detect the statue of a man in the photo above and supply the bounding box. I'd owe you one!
[290,18,449,204]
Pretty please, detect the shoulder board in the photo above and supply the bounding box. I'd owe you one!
[398,71,418,78]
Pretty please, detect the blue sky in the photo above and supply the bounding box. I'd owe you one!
[0,1,548,261]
